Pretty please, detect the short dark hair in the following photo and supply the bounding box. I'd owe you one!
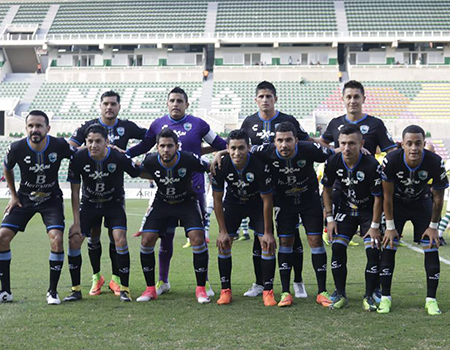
[339,124,363,139]
[256,81,277,97]
[343,80,365,96]
[227,129,249,145]
[156,128,179,145]
[402,124,425,139]
[275,121,297,138]
[85,124,108,140]
[100,90,120,104]
[168,87,188,103]
[26,110,49,126]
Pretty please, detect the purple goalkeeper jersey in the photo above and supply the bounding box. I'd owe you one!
[127,114,226,193]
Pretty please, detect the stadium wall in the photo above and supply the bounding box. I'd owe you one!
[350,66,450,81]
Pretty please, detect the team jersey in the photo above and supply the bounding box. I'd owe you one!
[381,148,449,201]
[69,117,146,150]
[211,153,272,205]
[322,153,382,214]
[127,114,226,193]
[141,150,209,203]
[321,114,396,155]
[68,148,141,203]
[252,141,333,205]
[3,136,76,205]
[241,111,309,145]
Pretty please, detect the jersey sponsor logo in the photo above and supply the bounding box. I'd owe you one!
[297,160,306,168]
[418,170,428,180]
[234,179,249,190]
[360,125,370,134]
[178,168,187,177]
[246,172,254,182]
[48,152,58,163]
[227,173,234,181]
[252,124,259,132]
[89,170,110,180]
[356,171,365,181]
[256,130,272,141]
[183,122,192,131]
[24,155,32,164]
[117,127,125,136]
[107,163,117,173]
[160,176,180,186]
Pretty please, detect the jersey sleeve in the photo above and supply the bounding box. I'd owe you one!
[308,142,335,163]
[126,125,157,157]
[368,161,383,196]
[376,120,396,152]
[188,152,209,173]
[128,121,147,140]
[431,157,449,190]
[140,154,153,174]
[250,142,272,160]
[291,117,309,141]
[257,162,273,195]
[67,157,81,184]
[60,139,78,159]
[321,120,335,143]
[69,122,89,146]
[211,164,226,192]
[3,143,17,170]
[321,158,336,188]
[120,153,142,178]
[381,154,395,182]
[198,119,227,150]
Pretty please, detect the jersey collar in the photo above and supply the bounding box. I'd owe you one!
[168,114,188,124]
[88,147,111,163]
[26,135,50,154]
[231,153,251,173]
[344,114,368,124]
[403,150,425,172]
[98,117,119,128]
[257,110,280,123]
[275,143,298,160]
[157,151,181,170]
[341,152,363,171]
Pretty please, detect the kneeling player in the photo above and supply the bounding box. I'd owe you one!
[322,124,382,310]
[379,125,448,315]
[212,130,276,306]
[137,129,211,304]
[65,124,142,302]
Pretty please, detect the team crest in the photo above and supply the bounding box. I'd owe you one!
[418,170,428,180]
[356,171,365,181]
[107,163,117,173]
[178,168,187,177]
[117,127,125,136]
[48,152,57,163]
[297,160,306,168]
[360,125,370,134]
[183,123,192,131]
[274,123,280,129]
[246,172,255,182]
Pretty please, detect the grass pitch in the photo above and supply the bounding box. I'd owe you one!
[1,199,450,349]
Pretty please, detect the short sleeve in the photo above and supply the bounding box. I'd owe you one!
[369,162,383,196]
[69,122,89,146]
[120,153,142,178]
[67,158,81,184]
[431,157,449,190]
[381,154,395,182]
[128,121,147,140]
[257,163,273,195]
[211,165,226,192]
[321,158,336,188]
[3,143,17,170]
[376,121,396,152]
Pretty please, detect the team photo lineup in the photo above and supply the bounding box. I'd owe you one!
[1,79,448,317]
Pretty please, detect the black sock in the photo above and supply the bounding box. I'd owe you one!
[311,246,327,294]
[364,245,380,297]
[68,249,82,287]
[293,230,304,283]
[331,243,347,296]
[140,245,155,287]
[116,245,130,288]
[218,252,232,290]
[380,248,397,296]
[424,251,440,298]
[109,241,119,277]
[192,243,208,287]
[0,250,11,293]
[278,246,293,293]
[252,238,263,286]
[49,251,64,292]
[261,251,276,291]
[87,237,102,275]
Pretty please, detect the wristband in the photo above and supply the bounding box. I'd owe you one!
[386,220,395,230]
[326,216,334,223]
[370,222,380,229]
[429,222,439,229]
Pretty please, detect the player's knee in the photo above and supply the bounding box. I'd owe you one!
[90,227,101,238]
[141,233,157,247]
[50,232,64,251]
[279,236,294,247]
[188,230,205,246]
[0,228,14,248]
[307,234,323,248]
[114,234,127,248]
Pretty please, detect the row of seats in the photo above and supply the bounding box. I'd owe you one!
[11,3,49,25]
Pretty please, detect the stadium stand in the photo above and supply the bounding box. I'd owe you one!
[0,81,30,99]
[11,3,50,25]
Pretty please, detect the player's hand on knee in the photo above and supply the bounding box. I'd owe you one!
[382,229,398,249]
[364,228,381,249]
[262,233,276,255]
[216,232,231,252]
[421,227,440,248]
[5,195,22,214]
[327,221,337,243]
[69,223,82,238]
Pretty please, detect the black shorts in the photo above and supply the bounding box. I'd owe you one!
[80,199,127,237]
[142,198,204,237]
[223,201,265,237]
[334,211,371,243]
[393,198,432,243]
[275,195,323,237]
[1,194,65,233]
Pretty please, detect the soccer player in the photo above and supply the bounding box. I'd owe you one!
[240,81,311,299]
[65,124,142,302]
[251,121,334,307]
[379,125,448,315]
[322,124,383,310]
[211,129,276,306]
[68,90,146,297]
[136,129,211,304]
[127,87,226,296]
[0,110,76,304]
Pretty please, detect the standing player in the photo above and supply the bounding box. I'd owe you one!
[240,81,311,299]
[379,125,448,315]
[211,130,277,306]
[127,87,226,296]
[64,124,143,302]
[322,124,383,310]
[68,90,146,297]
[0,111,76,304]
[251,122,334,307]
[136,129,211,304]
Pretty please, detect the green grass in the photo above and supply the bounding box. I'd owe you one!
[1,199,450,349]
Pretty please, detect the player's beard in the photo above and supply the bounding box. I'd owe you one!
[162,153,176,163]
[29,132,44,143]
